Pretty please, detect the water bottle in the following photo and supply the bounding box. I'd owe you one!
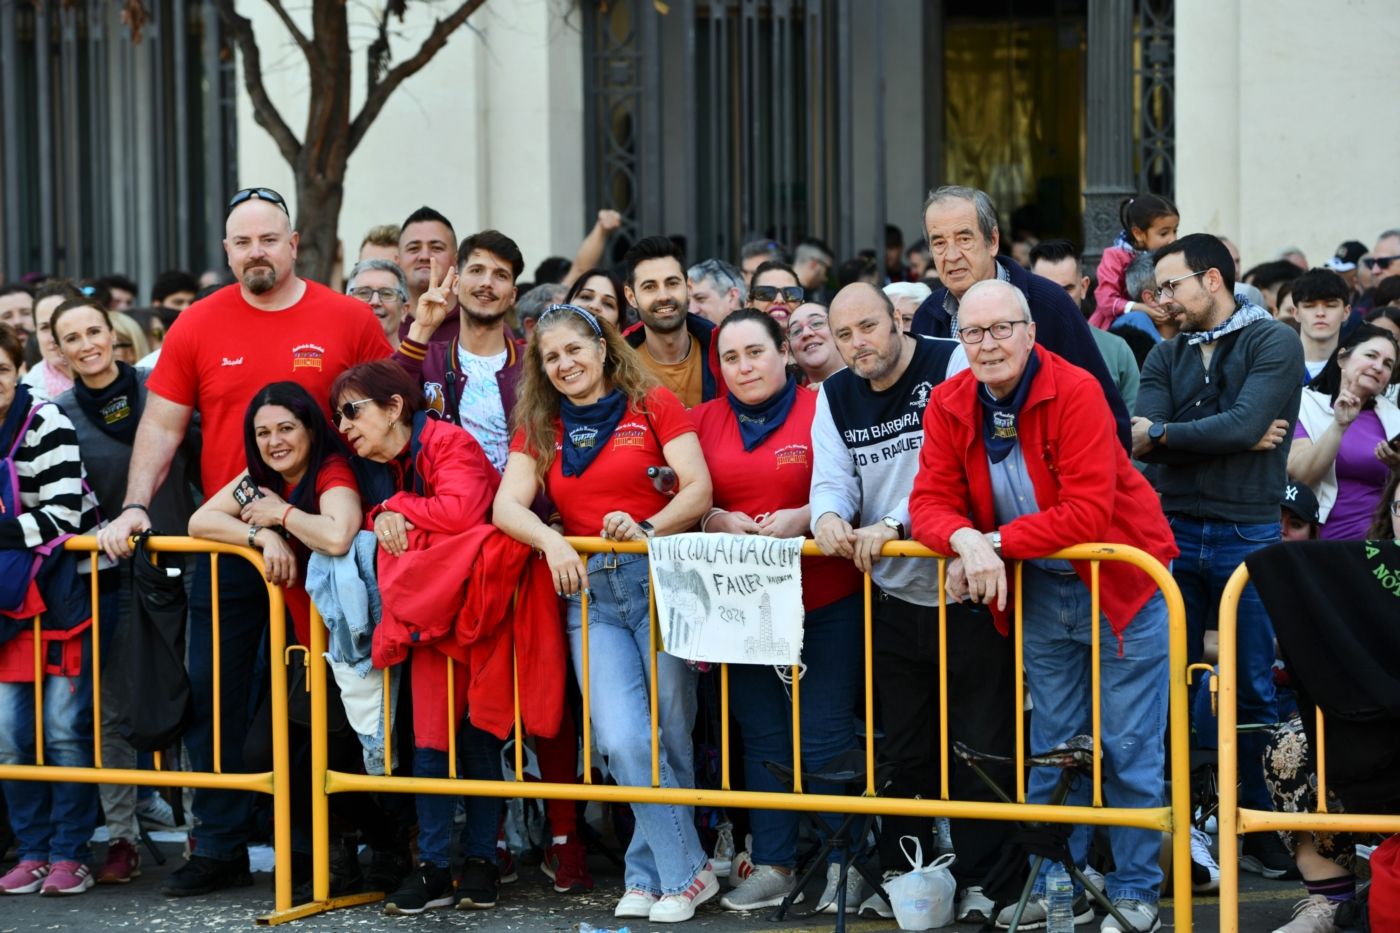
[1045,861,1075,933]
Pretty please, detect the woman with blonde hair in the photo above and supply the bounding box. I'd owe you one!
[493,304,716,924]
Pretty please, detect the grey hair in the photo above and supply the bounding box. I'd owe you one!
[346,259,408,302]
[1124,252,1158,303]
[961,278,1031,322]
[793,241,833,267]
[516,282,569,324]
[687,258,744,296]
[739,238,789,263]
[1378,228,1400,243]
[883,281,932,304]
[922,185,999,245]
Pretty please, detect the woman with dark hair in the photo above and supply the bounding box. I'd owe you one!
[690,309,864,914]
[0,322,106,897]
[52,296,197,883]
[1289,323,1400,538]
[1366,469,1400,539]
[1364,305,1400,404]
[564,267,626,329]
[492,304,716,923]
[329,359,516,917]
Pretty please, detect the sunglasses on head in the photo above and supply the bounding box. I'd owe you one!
[750,284,805,304]
[336,398,378,423]
[1363,255,1400,272]
[227,187,290,217]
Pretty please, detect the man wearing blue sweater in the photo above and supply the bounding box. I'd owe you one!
[910,186,1132,452]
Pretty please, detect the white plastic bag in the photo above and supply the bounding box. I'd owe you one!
[883,836,957,930]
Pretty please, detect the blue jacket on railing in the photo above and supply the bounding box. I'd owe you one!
[306,529,381,676]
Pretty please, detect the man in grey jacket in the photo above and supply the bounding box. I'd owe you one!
[1132,233,1303,881]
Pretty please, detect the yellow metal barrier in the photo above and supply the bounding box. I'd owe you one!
[295,537,1193,930]
[1217,563,1400,932]
[0,536,299,924]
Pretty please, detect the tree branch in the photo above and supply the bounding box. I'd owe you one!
[347,0,487,154]
[212,0,302,166]
[262,0,319,68]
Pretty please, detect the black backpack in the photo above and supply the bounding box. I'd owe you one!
[114,536,194,752]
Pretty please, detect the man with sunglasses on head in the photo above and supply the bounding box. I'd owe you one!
[1132,232,1303,884]
[96,186,391,896]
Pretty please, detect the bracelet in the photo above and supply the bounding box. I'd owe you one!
[121,503,149,515]
[280,504,295,528]
[247,523,261,548]
[699,507,724,532]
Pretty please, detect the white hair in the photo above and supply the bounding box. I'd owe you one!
[883,282,932,304]
[960,278,1031,321]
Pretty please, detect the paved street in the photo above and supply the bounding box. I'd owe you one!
[3,835,1305,932]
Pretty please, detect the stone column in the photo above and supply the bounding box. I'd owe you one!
[1082,0,1136,266]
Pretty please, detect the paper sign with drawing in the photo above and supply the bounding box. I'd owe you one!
[647,533,805,665]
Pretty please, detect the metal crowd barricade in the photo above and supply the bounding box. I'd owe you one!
[0,536,298,923]
[298,538,1193,929]
[1216,564,1400,932]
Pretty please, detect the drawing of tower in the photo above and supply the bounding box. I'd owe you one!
[743,591,790,660]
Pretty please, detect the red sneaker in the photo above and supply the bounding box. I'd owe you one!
[97,839,142,884]
[541,838,594,894]
[40,861,94,896]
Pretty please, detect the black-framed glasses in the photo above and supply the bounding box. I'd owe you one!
[957,319,1030,345]
[349,286,403,304]
[1153,269,1207,302]
[750,284,805,304]
[1363,255,1400,272]
[336,398,378,424]
[227,187,289,216]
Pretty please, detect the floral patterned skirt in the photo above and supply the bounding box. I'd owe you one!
[1263,716,1362,873]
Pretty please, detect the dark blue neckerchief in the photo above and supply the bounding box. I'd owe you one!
[0,383,33,455]
[726,374,798,452]
[980,348,1041,464]
[559,389,628,477]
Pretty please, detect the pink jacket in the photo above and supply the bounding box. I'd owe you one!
[1089,245,1138,329]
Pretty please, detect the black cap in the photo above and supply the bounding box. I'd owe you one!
[1281,482,1320,525]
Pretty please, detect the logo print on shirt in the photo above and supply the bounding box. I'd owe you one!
[292,342,325,372]
[423,382,446,416]
[773,444,809,467]
[569,425,600,449]
[221,357,244,367]
[992,410,1017,440]
[612,420,647,449]
[909,380,933,409]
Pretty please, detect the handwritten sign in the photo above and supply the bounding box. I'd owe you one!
[647,533,805,665]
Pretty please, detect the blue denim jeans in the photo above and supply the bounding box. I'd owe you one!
[565,551,707,896]
[0,628,99,863]
[186,553,269,860]
[1021,567,1168,906]
[729,592,862,868]
[1169,516,1280,810]
[414,720,504,866]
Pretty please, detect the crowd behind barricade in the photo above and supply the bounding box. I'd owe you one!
[1,184,1398,933]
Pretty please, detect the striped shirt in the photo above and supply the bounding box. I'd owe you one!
[0,401,103,553]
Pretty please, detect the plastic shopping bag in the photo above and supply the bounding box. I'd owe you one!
[884,835,957,930]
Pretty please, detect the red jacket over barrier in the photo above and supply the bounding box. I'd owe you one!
[368,417,563,750]
[909,348,1178,638]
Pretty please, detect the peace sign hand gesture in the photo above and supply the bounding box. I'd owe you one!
[414,258,458,335]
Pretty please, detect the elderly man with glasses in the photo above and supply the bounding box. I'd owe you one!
[911,278,1179,933]
[347,259,411,349]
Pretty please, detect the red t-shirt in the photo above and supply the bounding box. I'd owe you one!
[510,386,695,538]
[691,389,861,611]
[279,455,358,647]
[147,281,391,494]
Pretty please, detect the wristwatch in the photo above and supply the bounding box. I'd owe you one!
[1148,422,1167,447]
[988,530,1003,556]
[247,523,261,548]
[881,516,906,539]
[637,520,656,539]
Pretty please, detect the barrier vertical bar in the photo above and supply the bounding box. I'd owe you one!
[937,558,949,799]
[581,588,593,784]
[1168,566,1194,933]
[648,564,660,788]
[790,658,802,794]
[1314,710,1327,812]
[720,663,731,790]
[266,585,293,912]
[33,615,44,766]
[1014,561,1025,803]
[309,605,330,904]
[1090,560,1102,808]
[446,657,457,779]
[1217,565,1248,933]
[382,667,393,776]
[211,554,223,773]
[512,648,523,781]
[862,571,874,795]
[91,552,103,768]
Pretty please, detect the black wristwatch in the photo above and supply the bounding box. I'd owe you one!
[637,520,656,539]
[1148,422,1167,447]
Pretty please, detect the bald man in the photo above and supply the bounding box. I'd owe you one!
[98,187,390,897]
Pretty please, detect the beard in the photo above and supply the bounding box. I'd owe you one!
[640,297,689,334]
[242,264,278,295]
[462,298,508,328]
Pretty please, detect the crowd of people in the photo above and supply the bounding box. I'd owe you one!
[1,182,1397,933]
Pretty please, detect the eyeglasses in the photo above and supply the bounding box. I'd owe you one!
[1153,269,1207,302]
[1363,255,1400,272]
[349,286,403,304]
[227,187,289,216]
[787,317,829,339]
[750,285,805,304]
[957,319,1030,345]
[336,398,378,424]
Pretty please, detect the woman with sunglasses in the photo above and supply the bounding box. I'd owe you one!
[329,359,511,916]
[747,261,805,329]
[564,267,627,330]
[492,304,716,924]
[51,297,197,884]
[691,309,864,914]
[1289,324,1400,539]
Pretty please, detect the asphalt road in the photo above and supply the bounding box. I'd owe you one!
[2,835,1306,933]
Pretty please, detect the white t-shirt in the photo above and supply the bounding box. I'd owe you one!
[1304,357,1328,380]
[455,345,510,472]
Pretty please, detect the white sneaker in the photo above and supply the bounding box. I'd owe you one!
[649,864,719,923]
[1190,826,1221,894]
[957,884,996,923]
[857,870,899,920]
[1271,894,1338,933]
[711,822,736,876]
[1083,865,1107,896]
[615,888,657,918]
[729,848,754,884]
[135,794,178,828]
[1101,898,1160,932]
[814,862,863,914]
[719,864,794,911]
[937,816,954,854]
